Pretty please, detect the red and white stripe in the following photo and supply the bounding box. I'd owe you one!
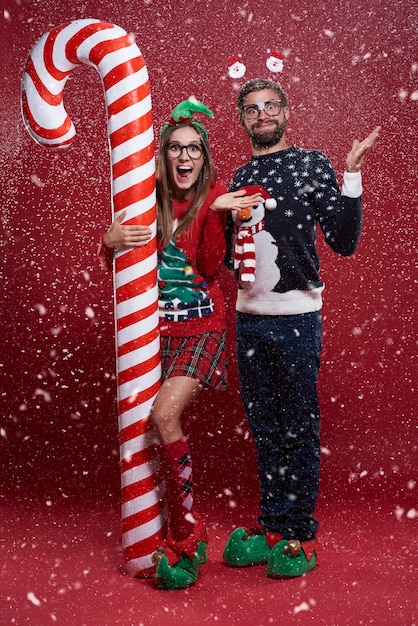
[234,231,256,282]
[21,19,165,577]
[234,220,265,282]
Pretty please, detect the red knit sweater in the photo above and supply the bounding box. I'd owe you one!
[98,179,228,338]
[160,180,227,337]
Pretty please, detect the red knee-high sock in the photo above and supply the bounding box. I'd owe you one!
[162,437,195,541]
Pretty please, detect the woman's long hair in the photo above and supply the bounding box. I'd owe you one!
[156,123,217,249]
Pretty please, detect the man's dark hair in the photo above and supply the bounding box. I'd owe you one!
[236,78,288,119]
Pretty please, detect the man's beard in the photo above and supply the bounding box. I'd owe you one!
[247,118,287,149]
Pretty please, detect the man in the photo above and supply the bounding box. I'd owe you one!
[220,79,380,578]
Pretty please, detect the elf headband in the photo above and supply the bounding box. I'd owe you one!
[160,98,214,139]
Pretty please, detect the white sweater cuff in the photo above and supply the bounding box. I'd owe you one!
[342,171,363,197]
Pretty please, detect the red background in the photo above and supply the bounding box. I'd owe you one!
[1,0,416,544]
[1,2,417,624]
[0,0,417,508]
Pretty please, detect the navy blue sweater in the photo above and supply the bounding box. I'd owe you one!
[228,145,362,315]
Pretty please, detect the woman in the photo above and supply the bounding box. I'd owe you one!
[100,99,260,589]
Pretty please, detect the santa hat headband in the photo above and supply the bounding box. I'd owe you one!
[227,49,285,79]
[160,98,214,139]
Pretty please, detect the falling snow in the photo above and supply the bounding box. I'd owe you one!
[27,592,41,606]
[1,0,416,624]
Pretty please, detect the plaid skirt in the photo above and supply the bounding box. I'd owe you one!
[160,330,228,390]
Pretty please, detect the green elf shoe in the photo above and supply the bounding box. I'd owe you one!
[223,527,281,567]
[267,539,317,578]
[152,517,208,590]
[153,539,208,590]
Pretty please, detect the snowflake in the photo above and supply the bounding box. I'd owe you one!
[315,191,324,199]
[268,169,277,176]
[322,172,331,180]
[285,209,294,217]
[297,223,303,229]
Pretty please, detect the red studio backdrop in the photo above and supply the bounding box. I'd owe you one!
[1,0,416,573]
[1,0,416,508]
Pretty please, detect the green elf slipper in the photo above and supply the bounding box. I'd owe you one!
[223,527,282,567]
[267,539,317,578]
[153,539,208,590]
[152,517,209,590]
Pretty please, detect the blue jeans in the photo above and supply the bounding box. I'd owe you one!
[236,311,322,541]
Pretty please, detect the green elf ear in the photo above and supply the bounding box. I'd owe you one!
[161,98,214,139]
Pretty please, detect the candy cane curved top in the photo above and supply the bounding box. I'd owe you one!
[21,19,165,577]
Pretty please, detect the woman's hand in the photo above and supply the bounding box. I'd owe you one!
[103,211,152,249]
[210,189,263,212]
[345,126,381,173]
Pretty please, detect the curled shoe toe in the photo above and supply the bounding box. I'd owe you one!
[154,539,208,590]
[267,539,317,578]
[153,516,209,590]
[223,527,273,567]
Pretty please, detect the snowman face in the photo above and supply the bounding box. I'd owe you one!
[233,200,265,227]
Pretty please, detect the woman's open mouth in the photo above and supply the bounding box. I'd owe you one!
[177,165,193,180]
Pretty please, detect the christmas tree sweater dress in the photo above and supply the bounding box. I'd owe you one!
[158,179,228,337]
[98,179,228,387]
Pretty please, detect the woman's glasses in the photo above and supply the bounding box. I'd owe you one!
[166,143,203,159]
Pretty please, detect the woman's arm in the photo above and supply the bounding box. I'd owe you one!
[103,210,152,249]
[98,210,153,271]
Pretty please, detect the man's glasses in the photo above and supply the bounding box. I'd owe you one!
[166,142,203,160]
[241,100,282,120]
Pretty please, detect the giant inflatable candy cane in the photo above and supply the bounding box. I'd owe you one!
[21,19,166,576]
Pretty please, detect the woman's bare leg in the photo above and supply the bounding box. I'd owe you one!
[151,376,202,444]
